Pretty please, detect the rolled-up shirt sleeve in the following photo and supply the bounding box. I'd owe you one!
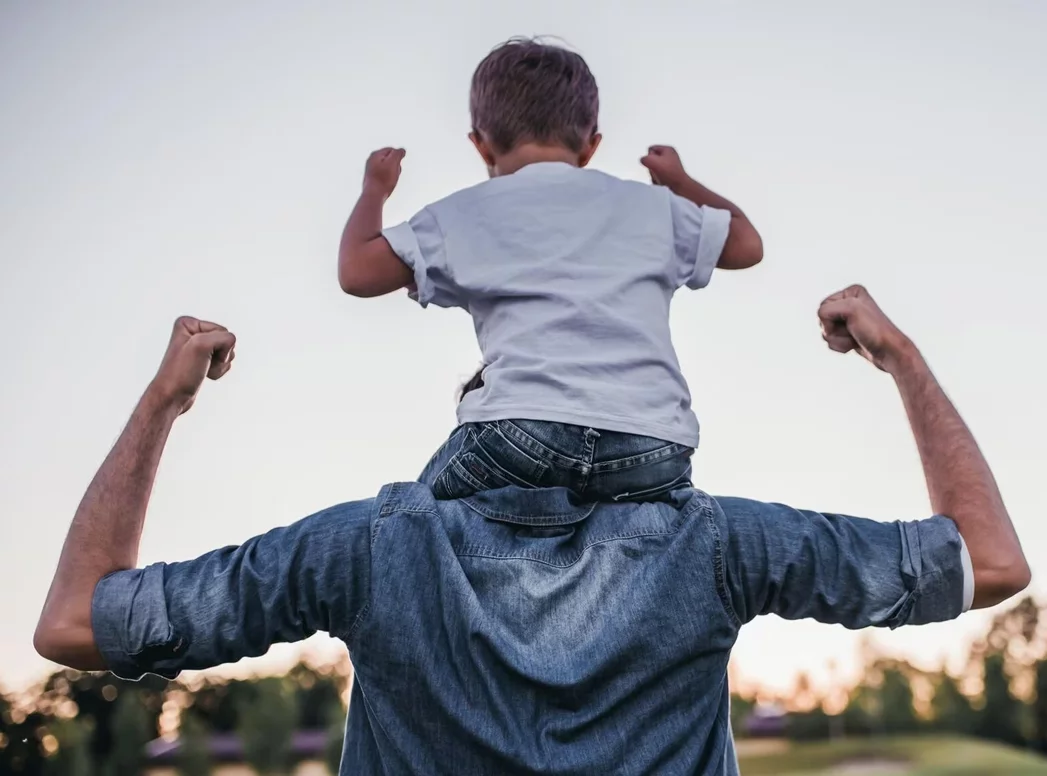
[716,497,970,629]
[669,194,732,291]
[91,498,376,680]
[382,207,461,309]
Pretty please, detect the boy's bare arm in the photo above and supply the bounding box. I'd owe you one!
[338,148,413,297]
[641,145,763,270]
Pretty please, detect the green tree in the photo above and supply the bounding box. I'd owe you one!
[841,685,875,737]
[324,704,346,775]
[237,677,296,775]
[984,595,1040,658]
[977,651,1024,746]
[37,670,166,770]
[786,707,831,741]
[1033,659,1047,753]
[289,663,347,730]
[729,693,754,736]
[177,711,211,776]
[1,698,50,774]
[879,663,917,733]
[104,689,153,775]
[187,679,257,733]
[930,671,975,735]
[44,717,93,776]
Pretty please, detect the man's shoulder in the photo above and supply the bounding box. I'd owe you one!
[375,481,442,515]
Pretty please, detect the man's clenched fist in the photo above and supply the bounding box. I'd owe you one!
[818,285,914,373]
[149,317,236,414]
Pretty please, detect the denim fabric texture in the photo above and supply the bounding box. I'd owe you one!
[419,420,694,503]
[92,484,966,775]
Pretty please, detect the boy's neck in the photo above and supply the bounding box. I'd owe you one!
[492,143,580,177]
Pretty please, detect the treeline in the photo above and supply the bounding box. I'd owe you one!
[0,660,351,775]
[732,595,1047,751]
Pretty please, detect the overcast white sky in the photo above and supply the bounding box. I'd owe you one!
[2,0,1045,696]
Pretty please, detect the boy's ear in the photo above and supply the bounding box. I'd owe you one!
[469,130,497,174]
[578,132,602,168]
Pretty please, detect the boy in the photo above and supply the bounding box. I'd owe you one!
[338,38,762,502]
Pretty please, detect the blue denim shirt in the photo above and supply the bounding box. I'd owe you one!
[92,485,967,775]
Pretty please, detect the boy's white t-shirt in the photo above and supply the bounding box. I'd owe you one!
[382,162,731,447]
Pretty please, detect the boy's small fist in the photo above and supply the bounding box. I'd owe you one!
[640,145,689,189]
[363,147,406,198]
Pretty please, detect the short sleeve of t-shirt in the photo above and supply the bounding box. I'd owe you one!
[670,195,732,290]
[382,208,461,309]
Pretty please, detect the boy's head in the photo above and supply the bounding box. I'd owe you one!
[469,38,601,176]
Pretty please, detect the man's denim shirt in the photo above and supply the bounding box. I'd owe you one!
[92,485,968,775]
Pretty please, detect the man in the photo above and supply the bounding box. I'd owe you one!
[35,285,1029,775]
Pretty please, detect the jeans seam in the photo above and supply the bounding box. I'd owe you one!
[458,449,543,491]
[579,429,598,490]
[425,426,469,496]
[497,420,590,469]
[590,444,692,473]
[486,425,550,482]
[448,454,507,493]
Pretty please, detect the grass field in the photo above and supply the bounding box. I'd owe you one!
[736,735,1047,775]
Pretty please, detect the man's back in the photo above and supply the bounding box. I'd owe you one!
[89,477,967,774]
[346,483,737,774]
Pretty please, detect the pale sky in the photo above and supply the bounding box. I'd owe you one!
[2,1,1045,698]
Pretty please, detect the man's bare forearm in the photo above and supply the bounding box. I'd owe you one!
[890,344,1029,607]
[35,388,178,668]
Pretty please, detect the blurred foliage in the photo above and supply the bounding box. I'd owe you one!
[236,677,296,774]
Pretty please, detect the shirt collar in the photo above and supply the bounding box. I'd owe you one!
[510,161,577,177]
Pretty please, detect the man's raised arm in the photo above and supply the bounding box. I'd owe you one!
[818,285,1030,608]
[722,285,1029,631]
[36,318,376,679]
[33,318,236,669]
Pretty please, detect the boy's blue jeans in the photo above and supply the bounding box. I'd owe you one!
[419,419,694,502]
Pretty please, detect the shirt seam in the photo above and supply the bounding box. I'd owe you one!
[345,487,402,646]
[455,528,679,568]
[454,491,705,566]
[703,497,743,628]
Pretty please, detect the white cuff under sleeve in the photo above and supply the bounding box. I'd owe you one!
[958,534,974,613]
